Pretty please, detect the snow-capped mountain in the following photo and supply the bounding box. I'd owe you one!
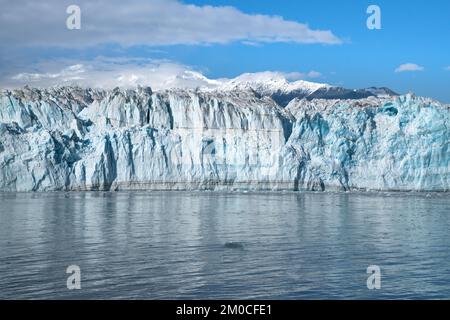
[171,71,398,107]
[210,72,331,106]
[215,72,329,94]
[155,71,398,106]
[0,84,448,192]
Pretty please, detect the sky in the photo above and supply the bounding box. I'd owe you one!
[0,0,449,102]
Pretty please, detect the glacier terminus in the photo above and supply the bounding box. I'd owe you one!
[0,75,449,192]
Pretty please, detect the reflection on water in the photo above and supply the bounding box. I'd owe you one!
[0,191,450,299]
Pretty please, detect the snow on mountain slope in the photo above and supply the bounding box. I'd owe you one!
[364,87,399,97]
[155,71,398,106]
[216,71,329,95]
[0,85,448,192]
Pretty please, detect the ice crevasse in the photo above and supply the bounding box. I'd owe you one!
[0,86,449,191]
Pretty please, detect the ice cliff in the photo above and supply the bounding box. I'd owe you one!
[0,85,449,191]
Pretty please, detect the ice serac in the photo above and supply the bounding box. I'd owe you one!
[0,86,449,191]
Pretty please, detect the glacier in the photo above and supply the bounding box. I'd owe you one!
[0,85,449,192]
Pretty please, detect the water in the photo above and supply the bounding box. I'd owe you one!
[0,191,450,299]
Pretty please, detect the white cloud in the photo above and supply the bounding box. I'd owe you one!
[7,58,212,90]
[5,58,324,90]
[306,71,322,78]
[395,63,424,73]
[13,64,86,82]
[0,0,341,47]
[283,71,322,81]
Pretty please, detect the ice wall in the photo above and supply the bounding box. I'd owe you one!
[0,86,448,191]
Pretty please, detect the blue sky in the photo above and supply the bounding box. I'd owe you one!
[1,0,449,102]
[168,0,450,101]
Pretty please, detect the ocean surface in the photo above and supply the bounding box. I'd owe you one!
[0,191,449,299]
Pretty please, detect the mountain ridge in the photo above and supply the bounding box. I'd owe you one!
[2,70,400,109]
[156,70,400,106]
